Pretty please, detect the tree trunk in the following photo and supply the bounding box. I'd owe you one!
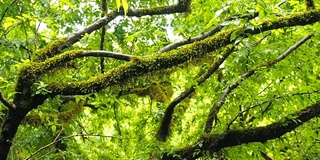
[0,108,28,159]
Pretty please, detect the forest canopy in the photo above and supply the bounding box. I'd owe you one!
[0,0,320,159]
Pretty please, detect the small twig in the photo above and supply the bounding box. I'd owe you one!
[204,34,313,133]
[252,32,271,47]
[35,149,56,160]
[0,90,15,109]
[227,101,270,130]
[25,134,126,160]
[54,128,64,141]
[0,0,18,24]
[276,0,287,7]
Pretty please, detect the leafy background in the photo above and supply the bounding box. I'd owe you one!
[1,0,320,159]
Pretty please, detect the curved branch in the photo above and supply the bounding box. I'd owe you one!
[163,101,320,159]
[156,46,235,142]
[0,91,15,109]
[59,2,192,52]
[158,0,287,53]
[158,13,258,53]
[31,1,192,62]
[25,133,121,160]
[204,34,313,133]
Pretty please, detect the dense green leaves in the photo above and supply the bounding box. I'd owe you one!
[1,0,320,159]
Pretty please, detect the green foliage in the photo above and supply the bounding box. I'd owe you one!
[1,0,320,159]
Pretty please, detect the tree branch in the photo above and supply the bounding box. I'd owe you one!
[31,1,192,62]
[25,133,134,160]
[0,0,18,25]
[163,101,320,159]
[0,90,15,110]
[158,13,258,53]
[59,2,192,52]
[156,46,235,142]
[204,34,313,133]
[227,90,320,130]
[158,0,287,53]
[80,50,133,61]
[99,0,107,74]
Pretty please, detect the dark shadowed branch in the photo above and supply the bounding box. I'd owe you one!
[163,101,320,159]
[0,91,15,110]
[156,46,235,142]
[227,90,320,130]
[99,0,108,74]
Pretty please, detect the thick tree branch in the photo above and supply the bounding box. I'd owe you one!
[204,34,313,133]
[163,101,320,159]
[44,11,320,96]
[17,50,133,91]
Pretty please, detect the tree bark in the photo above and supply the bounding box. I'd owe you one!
[0,108,29,159]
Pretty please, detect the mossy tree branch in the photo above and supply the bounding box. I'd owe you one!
[44,10,320,96]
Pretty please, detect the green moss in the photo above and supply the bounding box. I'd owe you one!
[19,50,83,80]
[15,50,83,95]
[58,101,84,123]
[31,38,67,62]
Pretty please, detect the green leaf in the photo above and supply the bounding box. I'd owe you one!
[116,0,121,11]
[122,0,129,15]
[51,125,56,132]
